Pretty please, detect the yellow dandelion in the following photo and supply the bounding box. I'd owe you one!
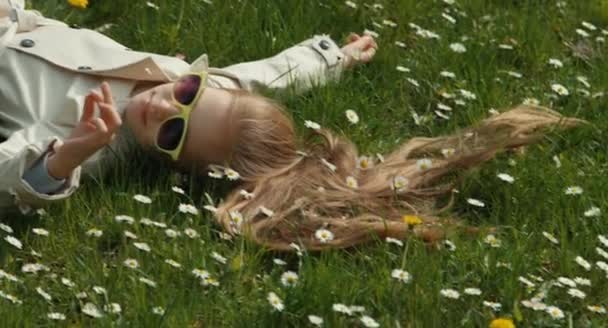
[403,215,422,226]
[68,0,88,9]
[489,318,515,328]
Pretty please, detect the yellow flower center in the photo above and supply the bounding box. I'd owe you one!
[68,0,88,9]
[489,318,515,328]
[402,215,423,226]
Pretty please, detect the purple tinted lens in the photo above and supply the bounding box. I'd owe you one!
[174,75,201,106]
[157,118,185,150]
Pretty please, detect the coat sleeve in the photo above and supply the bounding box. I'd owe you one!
[0,126,81,214]
[208,34,347,93]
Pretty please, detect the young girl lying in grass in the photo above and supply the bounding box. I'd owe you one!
[0,1,581,251]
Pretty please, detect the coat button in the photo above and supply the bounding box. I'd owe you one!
[20,39,35,48]
[319,40,330,50]
[78,66,92,70]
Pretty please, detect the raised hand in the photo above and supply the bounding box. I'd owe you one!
[47,82,122,179]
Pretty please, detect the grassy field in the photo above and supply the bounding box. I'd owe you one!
[2,0,608,326]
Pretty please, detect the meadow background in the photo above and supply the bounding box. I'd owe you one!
[1,0,608,326]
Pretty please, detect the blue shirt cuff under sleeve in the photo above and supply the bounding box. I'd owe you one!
[22,152,67,194]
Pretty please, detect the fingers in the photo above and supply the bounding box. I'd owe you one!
[80,94,97,122]
[100,81,115,106]
[98,102,122,132]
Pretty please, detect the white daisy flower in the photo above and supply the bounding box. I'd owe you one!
[467,198,485,208]
[0,270,20,283]
[171,186,185,194]
[497,173,515,183]
[239,189,255,200]
[406,78,420,88]
[548,58,563,68]
[443,239,457,251]
[165,229,179,238]
[360,315,380,328]
[483,301,502,311]
[576,28,590,38]
[267,292,284,311]
[133,194,152,204]
[184,228,199,239]
[178,203,199,215]
[546,305,565,319]
[31,228,49,236]
[599,235,608,248]
[573,277,591,286]
[308,314,324,326]
[211,252,227,264]
[92,286,107,295]
[391,269,411,283]
[391,176,409,192]
[576,76,591,88]
[139,277,157,288]
[21,263,49,273]
[484,234,501,247]
[229,210,244,233]
[104,303,122,314]
[363,29,380,38]
[133,242,151,252]
[152,306,165,315]
[320,158,337,172]
[581,21,597,31]
[304,120,321,130]
[345,109,359,124]
[396,65,410,73]
[345,176,358,189]
[441,13,456,24]
[273,258,287,266]
[439,70,456,79]
[449,42,467,53]
[498,44,514,50]
[557,277,577,287]
[115,215,135,224]
[82,302,103,318]
[145,1,160,10]
[542,231,559,244]
[383,19,397,28]
[564,186,583,195]
[584,206,601,217]
[416,158,433,171]
[587,305,607,314]
[47,312,66,320]
[385,237,404,247]
[522,299,546,311]
[575,256,592,271]
[463,288,482,295]
[395,41,407,48]
[551,84,569,96]
[0,223,13,234]
[203,205,218,213]
[36,287,52,301]
[440,288,460,299]
[344,0,357,9]
[280,271,299,287]
[596,247,608,260]
[224,168,240,181]
[192,268,210,279]
[356,156,373,170]
[4,235,22,249]
[0,291,22,304]
[459,89,477,100]
[437,102,452,111]
[314,228,334,243]
[441,148,455,158]
[164,259,182,268]
[597,261,608,272]
[435,110,450,120]
[259,206,274,217]
[518,276,536,288]
[332,303,353,315]
[123,258,139,269]
[124,230,138,239]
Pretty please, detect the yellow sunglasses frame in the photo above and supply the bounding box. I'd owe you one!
[155,71,208,161]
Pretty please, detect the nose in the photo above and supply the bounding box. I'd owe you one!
[151,98,180,123]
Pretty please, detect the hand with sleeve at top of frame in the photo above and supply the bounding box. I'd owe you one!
[47,82,122,179]
[340,33,379,69]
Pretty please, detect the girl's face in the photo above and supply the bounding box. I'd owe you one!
[124,83,237,171]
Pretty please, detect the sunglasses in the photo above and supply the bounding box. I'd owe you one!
[155,71,208,161]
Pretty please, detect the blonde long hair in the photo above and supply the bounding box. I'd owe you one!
[214,91,583,251]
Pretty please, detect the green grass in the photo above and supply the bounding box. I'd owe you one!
[2,0,608,326]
